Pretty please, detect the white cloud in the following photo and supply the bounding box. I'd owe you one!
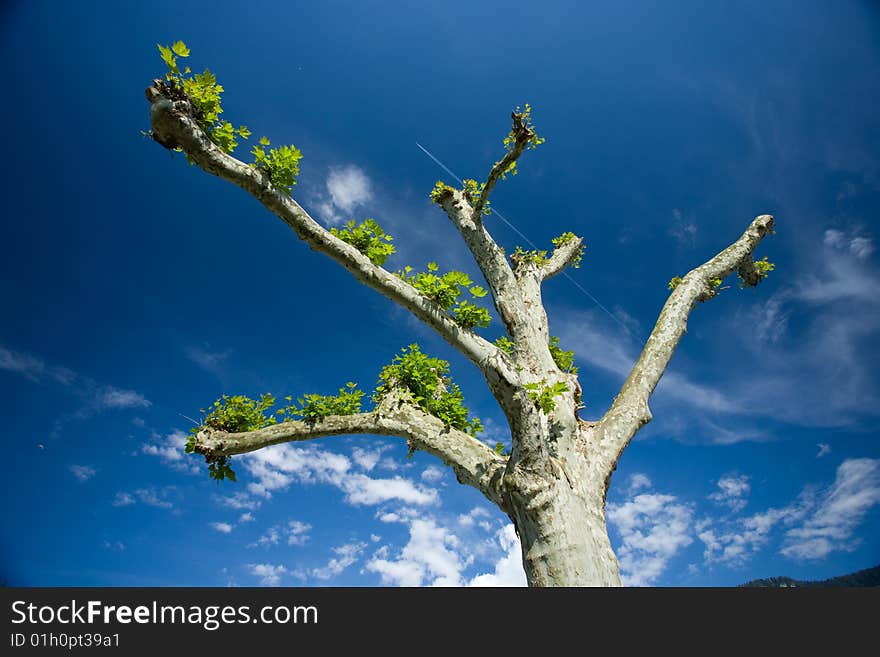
[340,474,437,506]
[218,492,261,511]
[112,492,135,507]
[781,458,880,559]
[351,446,388,472]
[287,520,312,546]
[698,459,880,566]
[457,507,492,532]
[0,345,47,381]
[114,487,176,510]
[185,345,230,375]
[824,228,874,261]
[141,430,196,472]
[238,512,255,523]
[708,475,750,512]
[248,563,286,586]
[467,525,527,587]
[311,165,373,225]
[250,526,281,548]
[816,443,832,458]
[669,208,698,246]
[102,540,125,551]
[627,473,653,495]
[98,387,151,410]
[366,516,471,587]
[607,493,694,586]
[421,465,446,483]
[69,464,96,482]
[211,522,234,534]
[241,444,437,506]
[327,166,372,214]
[311,541,367,580]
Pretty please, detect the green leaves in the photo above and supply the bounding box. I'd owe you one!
[330,219,396,266]
[494,336,514,354]
[548,336,577,374]
[283,383,364,421]
[452,301,491,329]
[668,276,683,291]
[503,103,546,153]
[252,143,302,193]
[374,344,482,437]
[396,264,491,330]
[510,246,548,269]
[524,380,570,414]
[551,231,584,268]
[171,40,190,57]
[155,41,252,156]
[429,181,455,205]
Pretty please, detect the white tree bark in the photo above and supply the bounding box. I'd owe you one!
[147,83,774,586]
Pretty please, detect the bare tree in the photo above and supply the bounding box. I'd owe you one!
[145,43,775,586]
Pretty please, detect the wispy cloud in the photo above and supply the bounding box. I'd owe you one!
[697,458,880,566]
[241,443,438,507]
[69,464,96,482]
[309,541,367,581]
[816,443,832,458]
[669,208,698,247]
[112,487,176,510]
[248,563,286,586]
[708,475,750,513]
[211,522,234,534]
[607,491,694,586]
[781,458,880,559]
[141,430,197,473]
[311,165,373,225]
[185,344,230,376]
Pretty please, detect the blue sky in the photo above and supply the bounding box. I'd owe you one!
[1,0,879,587]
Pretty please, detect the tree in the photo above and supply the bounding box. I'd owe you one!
[144,42,775,586]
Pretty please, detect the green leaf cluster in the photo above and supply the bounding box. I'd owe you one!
[251,137,302,194]
[462,179,491,215]
[668,276,683,291]
[502,102,546,163]
[511,246,548,268]
[396,263,491,330]
[374,344,482,437]
[330,219,395,266]
[523,380,570,414]
[552,232,584,268]
[493,442,510,456]
[157,41,250,155]
[739,256,776,287]
[548,336,577,374]
[278,383,364,421]
[429,181,456,205]
[494,336,514,354]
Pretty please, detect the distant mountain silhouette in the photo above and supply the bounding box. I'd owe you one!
[740,564,880,587]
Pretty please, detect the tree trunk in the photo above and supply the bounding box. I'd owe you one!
[502,425,621,587]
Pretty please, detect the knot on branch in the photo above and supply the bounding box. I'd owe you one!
[510,110,535,146]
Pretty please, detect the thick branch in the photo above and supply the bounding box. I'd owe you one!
[591,214,776,476]
[147,90,506,379]
[194,401,508,507]
[436,190,534,346]
[541,236,584,281]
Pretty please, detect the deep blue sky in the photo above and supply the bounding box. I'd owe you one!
[1,0,878,586]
